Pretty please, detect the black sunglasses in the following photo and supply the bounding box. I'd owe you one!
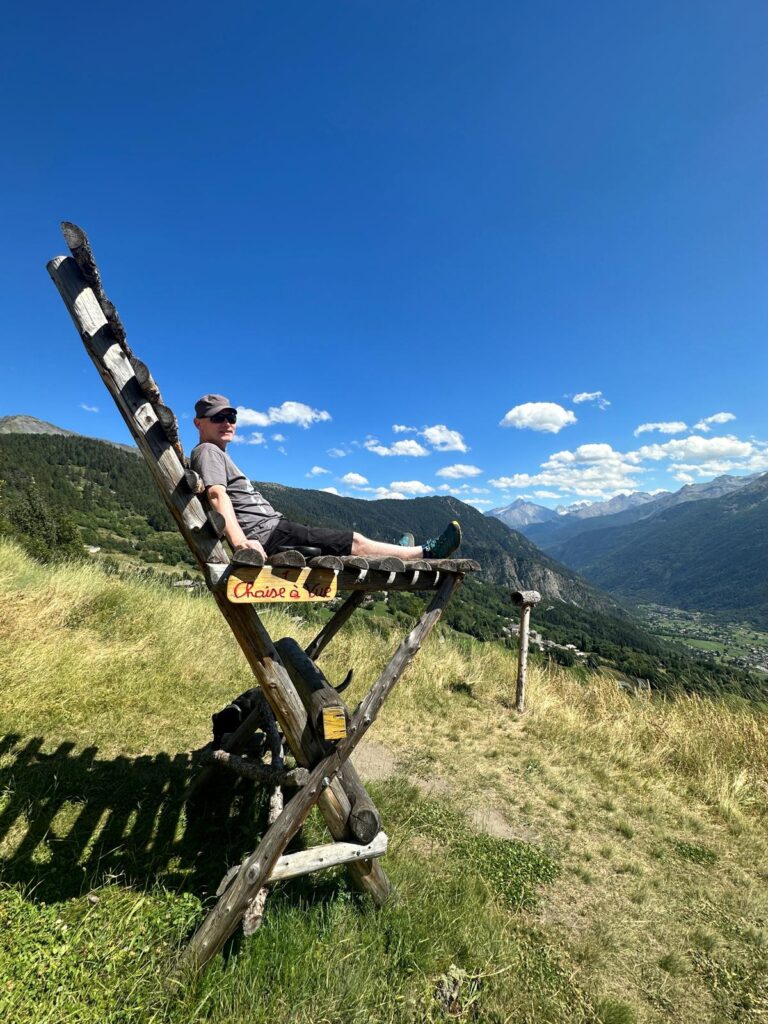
[210,411,237,424]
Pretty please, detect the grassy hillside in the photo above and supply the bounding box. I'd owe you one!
[2,432,762,701]
[0,431,613,607]
[1,541,767,1023]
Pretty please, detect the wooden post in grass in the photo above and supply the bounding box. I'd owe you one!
[512,590,540,713]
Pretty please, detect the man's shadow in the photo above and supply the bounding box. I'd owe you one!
[0,731,297,905]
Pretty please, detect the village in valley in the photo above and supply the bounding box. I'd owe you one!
[640,604,768,675]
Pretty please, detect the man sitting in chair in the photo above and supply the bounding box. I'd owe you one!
[191,394,462,562]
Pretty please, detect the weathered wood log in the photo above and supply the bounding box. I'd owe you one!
[305,591,366,661]
[275,638,349,743]
[335,569,442,592]
[338,555,369,570]
[230,546,265,568]
[60,220,132,356]
[200,749,309,787]
[402,559,430,571]
[242,707,285,935]
[268,832,388,882]
[180,574,459,972]
[307,555,343,571]
[515,602,534,713]
[268,550,306,568]
[367,556,406,572]
[47,256,227,566]
[203,507,227,538]
[511,590,541,606]
[48,231,390,910]
[155,402,180,442]
[130,354,163,404]
[184,468,205,494]
[348,790,381,845]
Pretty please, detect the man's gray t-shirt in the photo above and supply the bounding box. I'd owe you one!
[190,443,283,544]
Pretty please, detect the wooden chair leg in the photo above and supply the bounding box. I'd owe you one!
[180,575,460,974]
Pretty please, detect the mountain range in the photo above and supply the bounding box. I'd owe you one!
[542,473,768,626]
[493,474,761,550]
[0,418,611,610]
[1,416,762,699]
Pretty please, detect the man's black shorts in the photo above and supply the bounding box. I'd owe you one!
[262,519,354,557]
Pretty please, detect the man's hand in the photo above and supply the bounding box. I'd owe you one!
[239,537,267,559]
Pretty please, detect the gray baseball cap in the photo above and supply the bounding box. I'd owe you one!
[194,394,236,418]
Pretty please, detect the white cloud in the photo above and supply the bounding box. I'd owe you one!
[306,466,330,477]
[633,421,688,437]
[631,435,753,463]
[364,438,430,457]
[341,472,369,487]
[327,447,348,458]
[490,442,644,499]
[533,490,562,499]
[389,480,433,495]
[465,499,493,507]
[421,424,469,452]
[392,424,417,434]
[573,391,610,410]
[694,411,736,432]
[438,484,489,494]
[320,486,340,495]
[500,402,577,433]
[272,433,286,442]
[435,464,483,479]
[80,402,99,413]
[231,431,266,446]
[238,401,331,429]
[367,487,406,500]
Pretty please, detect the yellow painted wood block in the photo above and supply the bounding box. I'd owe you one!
[227,566,338,603]
[322,706,348,741]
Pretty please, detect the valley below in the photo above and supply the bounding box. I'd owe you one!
[640,604,768,676]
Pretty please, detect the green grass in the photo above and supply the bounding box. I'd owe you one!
[2,540,768,1023]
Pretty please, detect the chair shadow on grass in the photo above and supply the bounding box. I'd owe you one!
[0,731,346,909]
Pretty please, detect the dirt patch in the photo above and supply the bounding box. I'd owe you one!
[353,738,399,781]
[468,805,541,842]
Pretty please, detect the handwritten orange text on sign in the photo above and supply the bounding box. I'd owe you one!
[227,566,337,603]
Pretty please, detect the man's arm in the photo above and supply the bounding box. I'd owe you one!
[207,484,267,558]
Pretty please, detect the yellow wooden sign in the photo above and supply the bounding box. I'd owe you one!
[227,566,337,603]
[321,707,348,741]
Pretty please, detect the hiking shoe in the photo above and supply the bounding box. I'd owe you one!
[422,520,462,559]
[397,532,415,547]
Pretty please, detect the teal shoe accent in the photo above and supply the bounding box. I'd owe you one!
[422,520,462,559]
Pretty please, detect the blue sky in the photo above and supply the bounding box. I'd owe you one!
[3,1,768,509]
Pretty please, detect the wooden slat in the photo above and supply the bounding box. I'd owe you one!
[267,832,388,883]
[335,569,442,592]
[339,555,369,570]
[230,547,265,568]
[200,749,309,788]
[267,550,306,568]
[307,555,344,571]
[366,556,406,572]
[184,468,205,494]
[426,558,481,573]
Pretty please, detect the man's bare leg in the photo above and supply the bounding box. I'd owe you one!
[351,533,423,559]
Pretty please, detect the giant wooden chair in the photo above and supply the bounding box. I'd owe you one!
[47,224,480,974]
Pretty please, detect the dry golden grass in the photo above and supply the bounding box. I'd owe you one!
[1,539,767,1023]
